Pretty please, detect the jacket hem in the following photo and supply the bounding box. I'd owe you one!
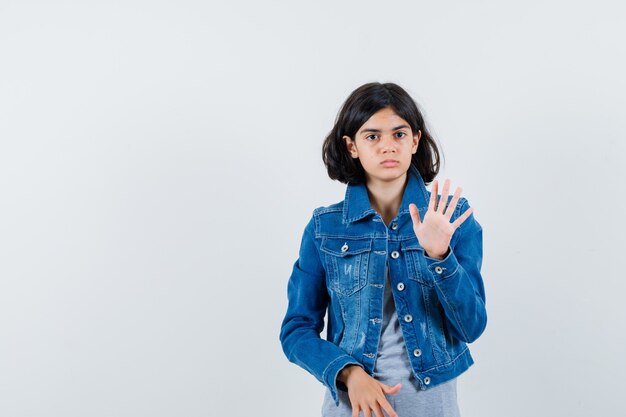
[413,347,475,390]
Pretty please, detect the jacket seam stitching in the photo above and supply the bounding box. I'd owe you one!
[322,356,347,383]
[421,345,470,372]
[433,267,470,342]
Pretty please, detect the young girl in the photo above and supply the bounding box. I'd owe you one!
[279,82,487,417]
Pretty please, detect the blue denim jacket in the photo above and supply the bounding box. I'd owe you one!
[279,165,487,406]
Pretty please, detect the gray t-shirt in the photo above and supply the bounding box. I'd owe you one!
[372,264,414,383]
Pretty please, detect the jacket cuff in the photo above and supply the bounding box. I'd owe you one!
[323,356,364,407]
[423,245,460,281]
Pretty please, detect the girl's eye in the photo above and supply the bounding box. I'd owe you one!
[364,132,407,141]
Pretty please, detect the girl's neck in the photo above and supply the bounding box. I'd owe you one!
[365,172,408,226]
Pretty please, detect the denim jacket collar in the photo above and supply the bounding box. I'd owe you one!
[342,164,430,224]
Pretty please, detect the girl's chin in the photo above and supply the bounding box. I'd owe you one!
[365,168,407,182]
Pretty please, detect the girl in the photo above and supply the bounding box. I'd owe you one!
[279,82,487,417]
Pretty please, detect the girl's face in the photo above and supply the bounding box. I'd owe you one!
[343,107,420,184]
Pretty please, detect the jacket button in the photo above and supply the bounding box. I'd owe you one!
[396,282,405,291]
[391,223,398,230]
[434,266,443,274]
[424,377,431,385]
[404,314,412,322]
[413,348,422,357]
[391,251,400,259]
[341,243,349,252]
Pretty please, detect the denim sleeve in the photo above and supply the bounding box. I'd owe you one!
[422,197,487,344]
[279,213,364,407]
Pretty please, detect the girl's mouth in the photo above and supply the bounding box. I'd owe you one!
[381,160,399,167]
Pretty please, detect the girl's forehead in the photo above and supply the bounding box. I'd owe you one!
[359,108,410,131]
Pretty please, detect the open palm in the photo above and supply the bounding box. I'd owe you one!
[408,179,474,259]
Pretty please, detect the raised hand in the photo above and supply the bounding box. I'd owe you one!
[408,179,474,260]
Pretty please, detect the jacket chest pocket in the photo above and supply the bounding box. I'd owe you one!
[320,238,372,296]
[400,237,432,287]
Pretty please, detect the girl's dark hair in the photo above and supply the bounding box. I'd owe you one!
[322,82,442,185]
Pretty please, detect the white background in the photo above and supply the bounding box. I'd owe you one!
[1,1,625,416]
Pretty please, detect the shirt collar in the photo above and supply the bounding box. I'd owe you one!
[342,164,430,224]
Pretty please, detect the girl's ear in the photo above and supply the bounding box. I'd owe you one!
[412,130,421,154]
[343,135,358,158]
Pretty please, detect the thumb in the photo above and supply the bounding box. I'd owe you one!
[379,382,402,394]
[409,203,421,225]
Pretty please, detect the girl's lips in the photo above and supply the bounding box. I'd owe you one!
[381,160,399,167]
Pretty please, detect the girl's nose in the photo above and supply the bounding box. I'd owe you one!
[380,134,397,151]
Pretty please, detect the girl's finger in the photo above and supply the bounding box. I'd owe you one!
[409,203,421,226]
[452,206,474,229]
[428,180,438,212]
[444,186,463,219]
[438,178,451,213]
[380,382,401,394]
[373,403,386,417]
[379,397,399,417]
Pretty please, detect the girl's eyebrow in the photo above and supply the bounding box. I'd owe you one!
[360,124,410,133]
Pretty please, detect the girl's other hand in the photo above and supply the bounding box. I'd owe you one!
[408,179,474,260]
[340,365,400,417]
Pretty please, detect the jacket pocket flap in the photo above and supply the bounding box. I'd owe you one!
[320,238,372,257]
[400,237,425,252]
